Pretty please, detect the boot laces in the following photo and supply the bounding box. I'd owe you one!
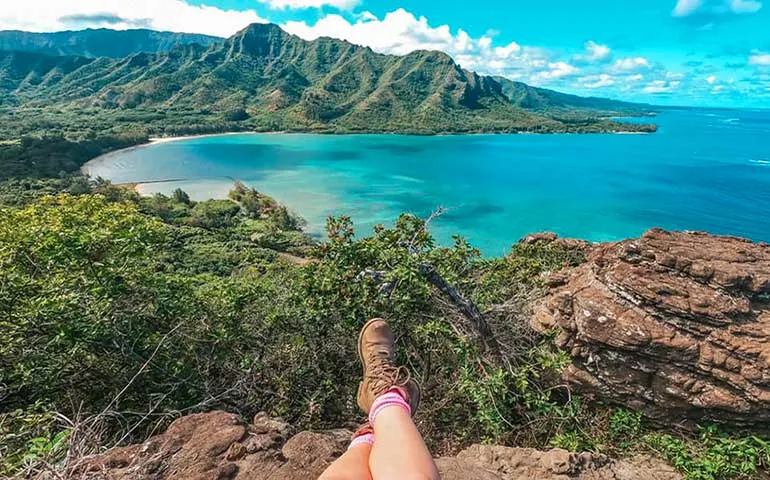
[366,347,410,395]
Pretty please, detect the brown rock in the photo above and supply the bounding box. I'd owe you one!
[440,445,677,480]
[533,229,770,424]
[520,232,559,244]
[73,412,680,480]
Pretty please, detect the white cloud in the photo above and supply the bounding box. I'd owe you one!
[673,0,704,16]
[282,9,562,85]
[728,0,763,13]
[643,79,681,93]
[579,74,615,88]
[359,11,378,21]
[283,9,459,56]
[494,41,522,59]
[672,0,762,16]
[612,57,651,71]
[712,85,726,93]
[749,51,770,65]
[584,41,612,62]
[258,0,360,10]
[706,75,718,83]
[533,61,580,81]
[0,0,264,37]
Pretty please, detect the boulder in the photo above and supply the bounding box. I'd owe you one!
[72,411,680,480]
[532,228,770,424]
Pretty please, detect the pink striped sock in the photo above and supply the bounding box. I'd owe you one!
[348,433,374,450]
[368,388,411,425]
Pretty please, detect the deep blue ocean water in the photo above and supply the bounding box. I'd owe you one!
[85,108,770,256]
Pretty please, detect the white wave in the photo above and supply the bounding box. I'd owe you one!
[391,174,424,183]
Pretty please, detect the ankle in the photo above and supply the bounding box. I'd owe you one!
[368,388,411,424]
[348,432,374,450]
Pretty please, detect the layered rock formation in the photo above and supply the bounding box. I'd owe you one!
[72,411,680,480]
[533,228,770,424]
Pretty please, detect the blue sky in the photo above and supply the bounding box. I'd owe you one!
[2,0,769,108]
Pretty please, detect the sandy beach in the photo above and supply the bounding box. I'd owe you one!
[81,131,260,175]
[147,131,259,145]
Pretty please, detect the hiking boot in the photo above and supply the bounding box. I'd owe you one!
[356,318,421,416]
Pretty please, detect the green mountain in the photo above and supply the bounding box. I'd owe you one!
[0,28,223,58]
[0,24,656,136]
[495,77,655,116]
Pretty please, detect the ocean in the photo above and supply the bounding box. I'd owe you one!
[85,108,770,256]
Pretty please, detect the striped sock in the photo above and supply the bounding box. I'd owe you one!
[348,433,374,450]
[368,388,411,425]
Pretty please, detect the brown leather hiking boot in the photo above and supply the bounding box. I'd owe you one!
[356,318,421,416]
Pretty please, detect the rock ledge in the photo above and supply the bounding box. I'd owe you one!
[73,411,680,479]
[533,228,770,424]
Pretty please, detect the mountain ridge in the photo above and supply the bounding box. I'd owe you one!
[0,23,657,136]
[0,28,223,58]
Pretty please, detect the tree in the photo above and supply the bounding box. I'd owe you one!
[172,188,191,205]
[187,199,241,229]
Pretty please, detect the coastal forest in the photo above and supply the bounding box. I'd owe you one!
[1,25,768,480]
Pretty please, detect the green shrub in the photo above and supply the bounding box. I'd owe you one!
[186,199,241,229]
[645,427,770,480]
[0,405,67,477]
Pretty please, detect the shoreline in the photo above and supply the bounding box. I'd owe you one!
[81,132,265,175]
[147,131,276,145]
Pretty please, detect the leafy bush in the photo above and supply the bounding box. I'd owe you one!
[186,199,241,229]
[645,427,770,480]
[0,405,66,477]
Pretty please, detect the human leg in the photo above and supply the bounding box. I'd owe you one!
[356,319,439,480]
[319,424,375,480]
[368,393,439,480]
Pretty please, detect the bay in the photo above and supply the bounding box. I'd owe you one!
[85,108,770,256]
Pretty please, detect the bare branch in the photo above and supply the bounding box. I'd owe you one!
[417,263,499,354]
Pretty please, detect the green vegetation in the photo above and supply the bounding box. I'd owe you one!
[645,428,770,480]
[0,24,656,137]
[496,76,656,117]
[0,186,582,475]
[0,145,766,479]
[0,135,147,180]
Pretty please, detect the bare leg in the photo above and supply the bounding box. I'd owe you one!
[319,443,373,480]
[369,407,439,480]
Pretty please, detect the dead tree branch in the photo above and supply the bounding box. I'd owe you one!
[417,263,499,354]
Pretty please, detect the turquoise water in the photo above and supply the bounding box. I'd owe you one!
[86,109,770,256]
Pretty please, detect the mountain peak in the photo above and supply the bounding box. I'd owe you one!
[229,23,292,57]
[235,22,286,38]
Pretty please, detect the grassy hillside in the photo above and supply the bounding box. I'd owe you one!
[0,24,656,136]
[0,28,223,58]
[496,76,656,116]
